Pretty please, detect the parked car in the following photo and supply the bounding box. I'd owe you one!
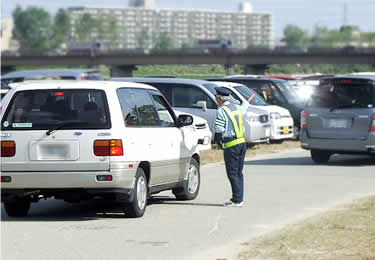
[1,80,205,218]
[211,81,294,143]
[1,81,11,100]
[110,77,271,145]
[206,77,305,139]
[1,69,102,85]
[301,75,375,163]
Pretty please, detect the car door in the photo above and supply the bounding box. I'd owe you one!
[150,92,191,183]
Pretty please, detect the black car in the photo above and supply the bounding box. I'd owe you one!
[206,77,305,138]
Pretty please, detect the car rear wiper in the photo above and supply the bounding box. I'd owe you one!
[46,120,88,136]
[329,102,367,111]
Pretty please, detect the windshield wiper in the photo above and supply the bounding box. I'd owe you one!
[46,120,88,136]
[329,102,367,111]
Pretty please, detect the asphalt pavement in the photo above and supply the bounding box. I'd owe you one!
[2,149,375,260]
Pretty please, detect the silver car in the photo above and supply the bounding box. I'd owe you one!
[301,75,375,163]
[110,77,271,145]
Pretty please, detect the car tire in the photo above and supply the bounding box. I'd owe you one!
[4,197,31,217]
[173,158,200,200]
[246,143,256,149]
[270,139,283,144]
[125,168,148,218]
[311,150,331,163]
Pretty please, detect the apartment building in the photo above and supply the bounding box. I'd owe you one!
[68,1,273,50]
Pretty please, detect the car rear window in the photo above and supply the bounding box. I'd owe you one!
[1,89,111,131]
[308,80,375,109]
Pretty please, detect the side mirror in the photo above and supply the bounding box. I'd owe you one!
[177,114,193,127]
[193,101,207,111]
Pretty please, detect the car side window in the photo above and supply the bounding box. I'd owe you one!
[117,88,139,127]
[131,89,159,126]
[171,84,217,109]
[151,94,176,127]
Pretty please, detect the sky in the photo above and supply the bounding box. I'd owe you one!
[2,0,375,38]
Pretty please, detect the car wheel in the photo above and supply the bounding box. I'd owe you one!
[270,139,283,144]
[173,158,200,200]
[246,143,256,149]
[125,168,148,218]
[311,149,331,164]
[4,197,31,217]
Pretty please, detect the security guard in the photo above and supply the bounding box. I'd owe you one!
[214,87,247,207]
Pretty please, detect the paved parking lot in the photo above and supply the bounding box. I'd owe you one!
[2,149,375,260]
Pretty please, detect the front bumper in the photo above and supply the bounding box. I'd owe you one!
[270,118,294,140]
[243,121,270,143]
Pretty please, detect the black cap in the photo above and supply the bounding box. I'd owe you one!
[215,87,231,96]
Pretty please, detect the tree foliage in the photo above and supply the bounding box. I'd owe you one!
[12,6,53,51]
[282,25,310,48]
[12,6,71,51]
[154,32,174,49]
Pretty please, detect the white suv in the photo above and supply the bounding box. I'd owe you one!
[1,80,203,218]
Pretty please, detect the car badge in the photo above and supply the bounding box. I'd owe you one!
[74,132,83,136]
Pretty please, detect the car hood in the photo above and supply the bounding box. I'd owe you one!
[255,105,291,117]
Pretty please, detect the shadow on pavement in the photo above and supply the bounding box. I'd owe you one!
[149,196,223,207]
[245,155,375,167]
[1,199,127,222]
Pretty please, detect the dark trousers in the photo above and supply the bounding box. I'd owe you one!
[223,142,247,203]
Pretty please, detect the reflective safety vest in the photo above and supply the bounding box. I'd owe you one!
[222,104,245,149]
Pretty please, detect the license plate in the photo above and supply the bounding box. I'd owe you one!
[327,119,350,128]
[283,126,289,134]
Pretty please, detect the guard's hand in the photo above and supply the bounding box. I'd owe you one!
[214,133,223,146]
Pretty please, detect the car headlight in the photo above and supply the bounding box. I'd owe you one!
[270,112,282,120]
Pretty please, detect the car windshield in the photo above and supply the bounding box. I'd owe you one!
[307,81,375,109]
[202,83,240,104]
[274,81,302,103]
[233,85,267,106]
[1,89,111,131]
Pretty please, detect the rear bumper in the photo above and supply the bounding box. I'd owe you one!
[300,130,375,154]
[0,167,137,190]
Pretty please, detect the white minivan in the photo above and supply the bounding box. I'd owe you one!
[212,81,294,143]
[110,77,271,145]
[1,80,205,218]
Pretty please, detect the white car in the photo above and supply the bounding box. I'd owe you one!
[1,80,204,218]
[212,81,294,143]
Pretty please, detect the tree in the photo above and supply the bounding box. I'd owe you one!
[51,9,71,49]
[74,13,96,41]
[154,32,174,49]
[136,28,149,49]
[12,6,53,51]
[282,25,310,48]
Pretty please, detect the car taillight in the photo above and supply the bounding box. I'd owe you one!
[371,114,375,132]
[1,141,16,157]
[94,140,123,156]
[301,111,307,129]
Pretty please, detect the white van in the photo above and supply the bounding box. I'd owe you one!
[110,77,271,145]
[1,80,205,218]
[212,81,294,143]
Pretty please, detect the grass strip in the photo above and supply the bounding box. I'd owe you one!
[237,196,375,260]
[200,140,301,165]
